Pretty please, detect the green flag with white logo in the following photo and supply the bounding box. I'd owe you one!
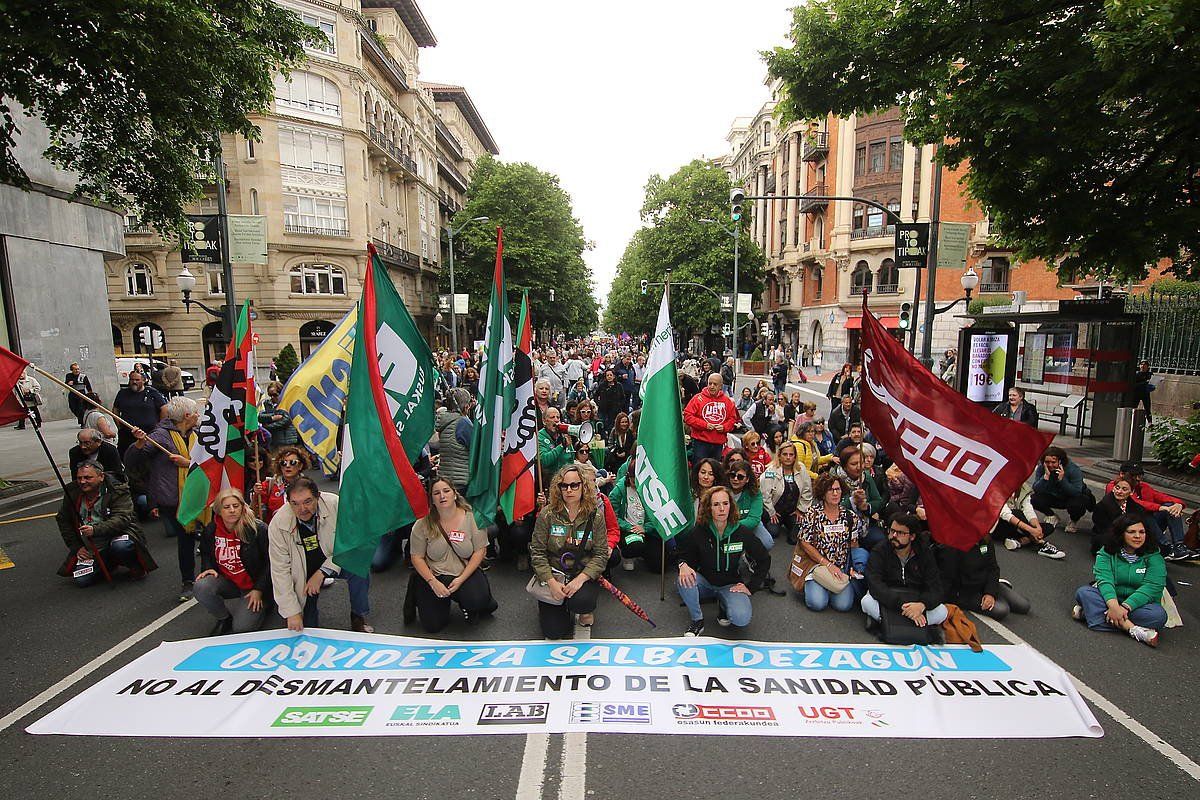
[633,290,693,540]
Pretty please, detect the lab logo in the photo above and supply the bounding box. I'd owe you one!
[478,703,549,725]
[570,702,651,725]
[272,706,372,728]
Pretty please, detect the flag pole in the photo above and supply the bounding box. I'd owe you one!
[27,364,175,458]
[13,388,66,490]
[659,272,671,603]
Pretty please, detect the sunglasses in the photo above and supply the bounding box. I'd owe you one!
[730,473,748,480]
[560,481,583,490]
[280,459,302,468]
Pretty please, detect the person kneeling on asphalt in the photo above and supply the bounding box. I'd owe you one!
[529,466,609,639]
[1031,446,1094,534]
[1072,515,1166,648]
[268,477,373,633]
[861,513,948,630]
[677,486,771,636]
[409,478,497,633]
[935,535,1030,621]
[57,460,157,586]
[194,488,270,635]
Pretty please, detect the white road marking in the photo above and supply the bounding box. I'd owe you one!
[0,600,197,733]
[0,496,61,518]
[787,381,828,402]
[514,733,551,800]
[559,732,587,800]
[974,613,1200,782]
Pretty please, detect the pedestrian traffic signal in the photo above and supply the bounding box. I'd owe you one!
[639,279,649,295]
[760,322,770,337]
[899,302,913,330]
[137,325,164,350]
[730,188,745,222]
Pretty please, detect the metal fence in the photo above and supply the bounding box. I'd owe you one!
[1124,293,1200,375]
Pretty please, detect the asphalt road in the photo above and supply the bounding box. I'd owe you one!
[0,378,1197,799]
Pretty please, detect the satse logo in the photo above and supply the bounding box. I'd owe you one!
[272,706,372,727]
[478,703,549,725]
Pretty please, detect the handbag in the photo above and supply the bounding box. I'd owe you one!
[878,604,941,646]
[810,563,850,594]
[526,512,594,605]
[787,541,817,593]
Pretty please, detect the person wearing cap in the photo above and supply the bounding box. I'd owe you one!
[1107,462,1193,560]
[435,388,474,496]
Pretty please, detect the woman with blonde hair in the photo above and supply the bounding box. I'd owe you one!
[409,478,496,632]
[194,488,270,635]
[529,465,609,638]
[760,440,813,545]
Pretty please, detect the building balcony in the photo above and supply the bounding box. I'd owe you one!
[801,132,829,161]
[437,154,469,193]
[800,184,828,213]
[359,29,408,91]
[366,124,419,179]
[284,223,349,237]
[435,119,464,161]
[876,283,900,294]
[979,281,1010,293]
[373,237,420,270]
[124,221,155,235]
[850,224,895,241]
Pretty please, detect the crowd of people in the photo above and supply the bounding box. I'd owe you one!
[45,336,1194,650]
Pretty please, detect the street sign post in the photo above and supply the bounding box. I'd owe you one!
[936,222,972,270]
[894,223,930,269]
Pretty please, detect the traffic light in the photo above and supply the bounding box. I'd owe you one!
[639,279,649,295]
[137,325,164,350]
[760,322,770,337]
[730,188,745,222]
[899,302,913,330]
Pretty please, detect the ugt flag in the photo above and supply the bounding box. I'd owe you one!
[466,228,513,527]
[335,244,435,576]
[178,303,258,525]
[499,291,536,522]
[633,291,693,540]
[859,300,1052,550]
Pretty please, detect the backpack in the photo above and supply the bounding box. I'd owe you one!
[940,604,983,652]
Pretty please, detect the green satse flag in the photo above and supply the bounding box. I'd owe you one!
[465,228,513,527]
[633,291,693,540]
[334,246,435,577]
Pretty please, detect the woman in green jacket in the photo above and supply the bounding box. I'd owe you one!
[1073,514,1167,647]
[608,452,657,570]
[727,463,774,550]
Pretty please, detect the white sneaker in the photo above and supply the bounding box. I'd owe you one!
[1129,625,1159,647]
[1038,542,1066,560]
[1065,520,1079,534]
[622,559,636,571]
[1044,515,1060,529]
[1004,538,1021,551]
[1071,604,1083,621]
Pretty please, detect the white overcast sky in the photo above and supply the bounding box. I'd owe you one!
[418,1,796,308]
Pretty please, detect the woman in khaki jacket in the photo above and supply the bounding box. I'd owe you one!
[267,477,373,632]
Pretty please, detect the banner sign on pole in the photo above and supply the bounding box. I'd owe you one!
[965,332,1008,403]
[894,223,930,269]
[936,222,972,271]
[27,632,1103,739]
[736,293,753,314]
[182,215,221,265]
[228,215,268,264]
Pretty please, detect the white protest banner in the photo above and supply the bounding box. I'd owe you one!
[27,631,1102,739]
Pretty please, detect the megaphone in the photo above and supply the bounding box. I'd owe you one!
[557,421,594,445]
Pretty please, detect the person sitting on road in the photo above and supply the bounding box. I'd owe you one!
[742,431,771,478]
[727,463,774,551]
[194,488,270,635]
[792,421,834,480]
[935,535,1030,621]
[690,457,727,518]
[56,460,156,587]
[684,373,740,463]
[409,478,497,633]
[529,466,609,638]
[828,394,861,442]
[812,418,836,456]
[434,388,473,496]
[608,452,655,571]
[861,513,948,631]
[267,477,373,633]
[795,474,867,612]
[883,462,919,516]
[761,440,813,546]
[1091,476,1152,555]
[994,479,1064,559]
[254,445,309,524]
[1072,514,1167,647]
[69,427,126,483]
[834,445,886,549]
[604,412,635,474]
[537,406,573,483]
[834,420,867,459]
[1107,462,1193,561]
[1031,446,1095,534]
[676,485,771,636]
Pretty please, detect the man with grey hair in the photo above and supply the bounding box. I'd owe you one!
[56,460,156,586]
[113,370,167,455]
[69,428,125,482]
[127,395,201,601]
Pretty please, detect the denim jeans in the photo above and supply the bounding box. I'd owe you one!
[691,440,724,463]
[73,539,138,587]
[861,592,948,625]
[678,572,753,627]
[302,570,371,627]
[161,509,195,583]
[752,522,773,550]
[804,579,857,611]
[1148,510,1185,548]
[1074,585,1167,632]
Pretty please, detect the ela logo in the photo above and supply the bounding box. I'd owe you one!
[272,706,372,728]
[390,705,461,722]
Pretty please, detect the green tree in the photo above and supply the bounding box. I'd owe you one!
[445,155,598,336]
[605,159,764,343]
[275,344,300,384]
[764,0,1200,284]
[2,0,318,235]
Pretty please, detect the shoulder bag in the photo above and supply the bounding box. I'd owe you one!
[526,512,594,605]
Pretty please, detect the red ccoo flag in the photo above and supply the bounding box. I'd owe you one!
[0,346,31,426]
[859,298,1053,550]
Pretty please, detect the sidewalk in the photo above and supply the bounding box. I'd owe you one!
[0,417,78,512]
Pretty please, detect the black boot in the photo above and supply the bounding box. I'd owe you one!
[209,616,233,636]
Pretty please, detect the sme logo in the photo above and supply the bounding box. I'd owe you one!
[570,701,651,725]
[272,706,372,728]
[672,704,775,721]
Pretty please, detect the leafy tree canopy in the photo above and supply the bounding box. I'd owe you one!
[764,0,1200,283]
[1,0,318,235]
[604,159,764,338]
[446,155,598,336]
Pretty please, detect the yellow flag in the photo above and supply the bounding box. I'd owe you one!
[279,306,355,475]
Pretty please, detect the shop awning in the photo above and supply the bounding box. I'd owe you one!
[845,316,900,329]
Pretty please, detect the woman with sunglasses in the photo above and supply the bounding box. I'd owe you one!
[677,486,770,636]
[255,446,309,524]
[727,465,774,550]
[529,466,609,638]
[409,478,497,633]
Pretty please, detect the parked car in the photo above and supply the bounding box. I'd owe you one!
[115,357,196,391]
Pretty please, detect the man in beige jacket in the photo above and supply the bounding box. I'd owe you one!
[267,476,373,633]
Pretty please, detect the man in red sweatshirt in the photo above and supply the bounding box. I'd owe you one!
[1107,462,1192,560]
[684,373,740,463]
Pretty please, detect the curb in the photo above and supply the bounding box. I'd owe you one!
[0,484,62,516]
[1078,461,1200,508]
